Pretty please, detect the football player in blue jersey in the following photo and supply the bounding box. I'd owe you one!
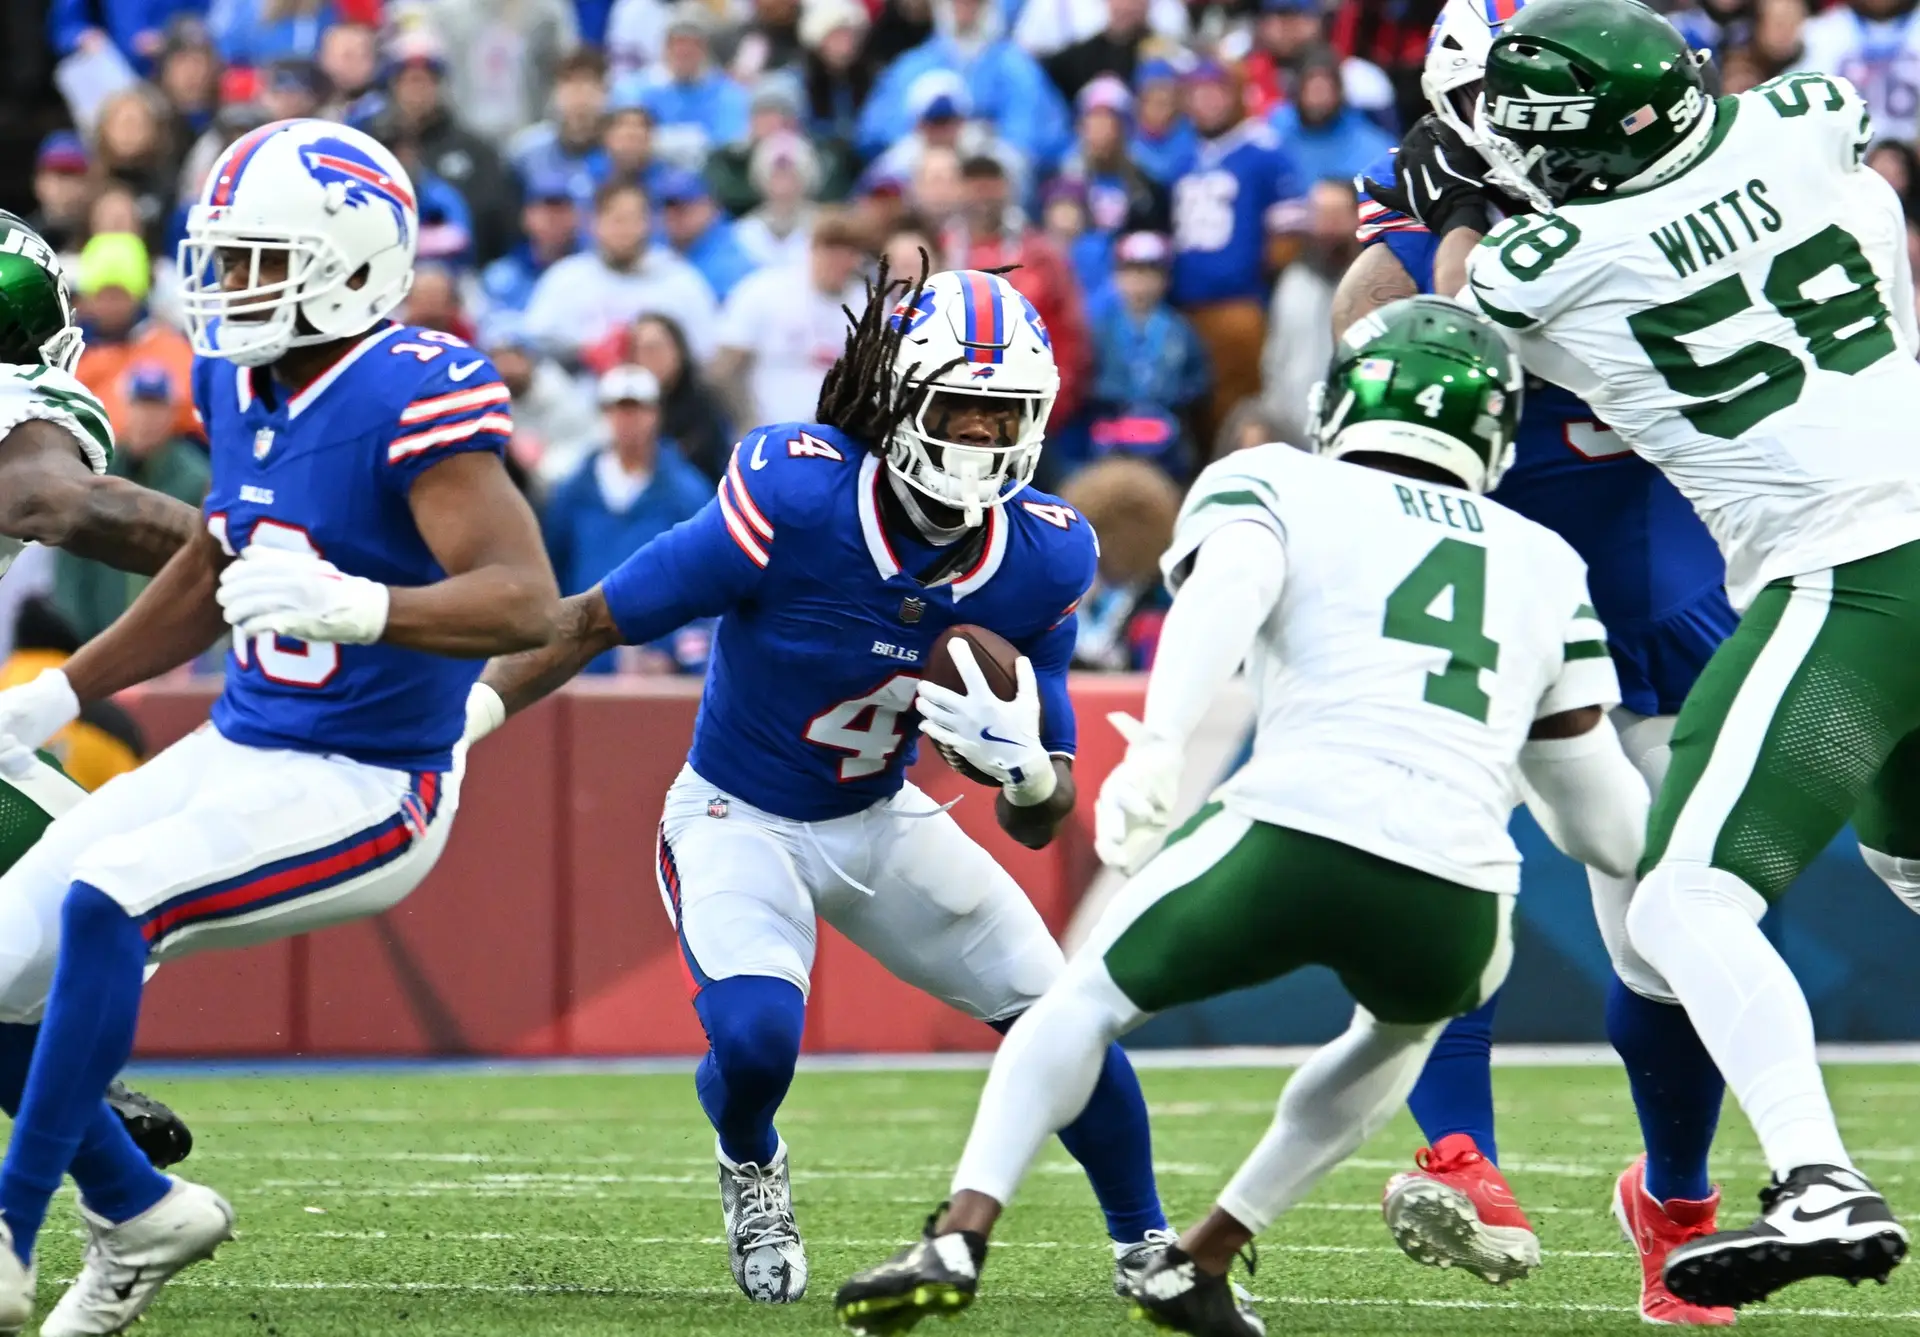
[0,119,558,1334]
[1336,1,1739,1324]
[468,261,1170,1305]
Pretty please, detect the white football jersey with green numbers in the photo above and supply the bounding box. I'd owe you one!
[1163,446,1619,893]
[1466,75,1920,610]
[0,362,114,581]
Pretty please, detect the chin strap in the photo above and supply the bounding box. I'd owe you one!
[886,468,973,544]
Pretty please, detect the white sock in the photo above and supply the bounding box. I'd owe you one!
[951,960,1141,1207]
[1860,844,1920,916]
[1627,862,1850,1176]
[1216,1008,1441,1234]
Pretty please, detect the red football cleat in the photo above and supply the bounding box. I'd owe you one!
[1613,1155,1737,1326]
[1383,1133,1540,1284]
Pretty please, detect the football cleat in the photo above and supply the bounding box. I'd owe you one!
[105,1080,193,1170]
[1114,1228,1179,1297]
[835,1207,984,1335]
[41,1176,233,1336]
[717,1139,807,1303]
[1126,1243,1265,1336]
[1611,1155,1735,1326]
[1383,1132,1540,1285]
[0,1215,34,1336]
[1664,1164,1907,1309]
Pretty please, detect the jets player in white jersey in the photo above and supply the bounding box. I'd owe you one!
[1468,0,1916,1307]
[835,296,1652,1336]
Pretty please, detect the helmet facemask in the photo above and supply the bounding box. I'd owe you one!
[887,380,1047,527]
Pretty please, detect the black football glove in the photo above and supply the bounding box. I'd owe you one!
[1362,114,1499,238]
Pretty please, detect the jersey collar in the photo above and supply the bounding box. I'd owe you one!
[855,453,1009,596]
[286,323,403,419]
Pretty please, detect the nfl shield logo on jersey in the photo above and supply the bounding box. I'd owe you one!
[253,427,275,460]
[707,796,729,819]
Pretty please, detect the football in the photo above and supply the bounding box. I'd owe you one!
[923,624,1024,786]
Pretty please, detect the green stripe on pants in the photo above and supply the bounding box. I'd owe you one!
[1098,805,1511,1026]
[1643,539,1920,899]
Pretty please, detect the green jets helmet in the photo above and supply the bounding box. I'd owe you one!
[0,212,82,373]
[1309,296,1523,495]
[1480,0,1710,206]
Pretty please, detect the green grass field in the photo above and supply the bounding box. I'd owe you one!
[19,1062,1918,1335]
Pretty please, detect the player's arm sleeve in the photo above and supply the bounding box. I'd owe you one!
[598,436,775,643]
[1160,460,1286,592]
[0,368,114,475]
[385,352,513,489]
[1019,610,1079,757]
[1536,593,1621,718]
[1818,73,1874,170]
[1137,520,1287,752]
[1518,717,1649,879]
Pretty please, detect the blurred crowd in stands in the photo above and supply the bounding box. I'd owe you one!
[6,0,1920,677]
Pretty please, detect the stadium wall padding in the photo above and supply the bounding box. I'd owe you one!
[118,679,1920,1056]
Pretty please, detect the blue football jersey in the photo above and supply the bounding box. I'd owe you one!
[1170,121,1308,307]
[194,322,511,772]
[1356,153,1737,716]
[600,424,1096,822]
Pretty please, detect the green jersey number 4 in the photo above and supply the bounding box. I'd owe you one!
[1383,538,1501,723]
[1627,223,1897,439]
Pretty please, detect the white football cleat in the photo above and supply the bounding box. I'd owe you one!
[717,1139,807,1303]
[42,1176,233,1336]
[0,1216,34,1335]
[1113,1227,1178,1297]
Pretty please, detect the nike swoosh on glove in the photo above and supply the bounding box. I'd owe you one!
[1361,113,1497,238]
[216,545,391,645]
[914,640,1057,805]
[0,669,81,780]
[1094,712,1184,875]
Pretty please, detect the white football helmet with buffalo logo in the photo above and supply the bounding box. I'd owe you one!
[179,119,417,367]
[1423,0,1533,158]
[887,269,1058,526]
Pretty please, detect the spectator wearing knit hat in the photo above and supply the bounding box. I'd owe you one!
[28,134,92,259]
[860,0,1071,172]
[801,0,878,148]
[1058,75,1169,257]
[365,29,519,262]
[71,233,197,443]
[734,132,823,269]
[630,3,751,169]
[1128,55,1197,185]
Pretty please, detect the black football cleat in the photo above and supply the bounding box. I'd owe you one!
[1664,1164,1907,1308]
[836,1207,984,1335]
[1127,1244,1265,1336]
[106,1080,194,1169]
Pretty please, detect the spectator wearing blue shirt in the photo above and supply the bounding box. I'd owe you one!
[1087,232,1209,481]
[859,0,1071,173]
[206,0,333,65]
[508,50,612,218]
[657,170,760,303]
[483,169,583,313]
[543,365,715,673]
[630,3,751,170]
[47,0,206,73]
[1129,55,1198,186]
[1267,47,1395,188]
[1170,58,1307,453]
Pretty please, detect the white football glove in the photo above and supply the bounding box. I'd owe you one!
[0,669,80,780]
[217,545,390,645]
[914,639,1057,805]
[1094,712,1185,874]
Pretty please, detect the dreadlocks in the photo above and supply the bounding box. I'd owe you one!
[815,248,960,455]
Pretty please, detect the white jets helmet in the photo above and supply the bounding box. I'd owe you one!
[1422,0,1533,155]
[886,269,1057,526]
[179,119,417,367]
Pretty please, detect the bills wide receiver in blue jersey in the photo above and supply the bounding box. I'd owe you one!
[467,260,1171,1305]
[1337,0,1737,1325]
[0,119,558,1334]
